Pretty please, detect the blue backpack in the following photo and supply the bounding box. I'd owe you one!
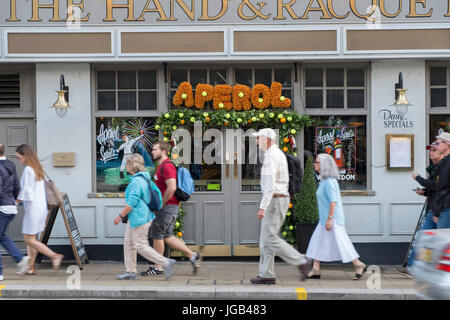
[137,175,163,212]
[161,161,194,201]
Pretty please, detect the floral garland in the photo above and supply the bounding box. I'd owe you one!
[172,81,292,111]
[156,109,311,247]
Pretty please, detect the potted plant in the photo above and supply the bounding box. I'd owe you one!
[293,156,319,254]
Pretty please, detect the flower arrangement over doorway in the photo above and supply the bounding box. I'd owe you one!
[157,81,313,253]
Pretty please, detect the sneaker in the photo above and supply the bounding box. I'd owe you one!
[0,275,3,281]
[17,256,30,275]
[164,259,176,280]
[190,252,202,275]
[116,272,138,280]
[140,266,164,277]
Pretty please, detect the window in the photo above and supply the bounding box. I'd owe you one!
[430,115,450,142]
[430,67,447,108]
[0,74,20,110]
[235,68,293,107]
[304,67,365,109]
[95,117,158,192]
[169,68,227,110]
[304,116,367,190]
[97,70,157,111]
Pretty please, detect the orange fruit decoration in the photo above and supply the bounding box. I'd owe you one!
[289,203,293,209]
[283,137,289,143]
[163,131,167,135]
[180,120,185,125]
[205,117,211,123]
[280,117,286,123]
[178,232,183,238]
[283,147,288,152]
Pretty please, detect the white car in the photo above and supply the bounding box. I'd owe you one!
[409,228,450,300]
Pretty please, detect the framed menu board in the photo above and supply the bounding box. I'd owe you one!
[37,193,88,269]
[386,134,414,170]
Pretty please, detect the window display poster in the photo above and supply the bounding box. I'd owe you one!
[315,126,357,177]
[96,117,157,192]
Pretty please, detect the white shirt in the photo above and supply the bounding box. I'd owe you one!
[0,156,18,214]
[259,144,289,210]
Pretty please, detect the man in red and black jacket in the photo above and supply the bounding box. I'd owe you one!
[140,141,201,277]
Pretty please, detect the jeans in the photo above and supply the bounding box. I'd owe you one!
[407,207,450,266]
[0,212,24,275]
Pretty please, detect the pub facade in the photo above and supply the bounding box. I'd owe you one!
[1,0,450,263]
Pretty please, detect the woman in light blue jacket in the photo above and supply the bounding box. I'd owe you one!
[306,153,367,280]
[114,154,176,280]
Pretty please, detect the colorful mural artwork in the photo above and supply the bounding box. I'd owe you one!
[96,117,157,192]
[315,126,357,181]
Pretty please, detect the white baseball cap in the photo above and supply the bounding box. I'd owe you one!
[436,132,450,144]
[252,128,277,141]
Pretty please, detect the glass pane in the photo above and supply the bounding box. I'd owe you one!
[348,89,365,109]
[327,89,344,108]
[430,115,450,143]
[118,91,136,110]
[95,117,158,192]
[326,68,344,87]
[430,67,447,86]
[97,71,115,90]
[282,89,291,99]
[191,69,207,88]
[97,92,116,110]
[431,88,447,108]
[139,91,157,110]
[305,69,323,87]
[255,69,272,87]
[304,116,367,190]
[306,90,323,108]
[241,133,262,192]
[170,69,188,90]
[0,74,20,109]
[210,69,227,85]
[235,69,252,86]
[118,71,136,90]
[138,70,156,89]
[275,69,292,88]
[347,69,365,87]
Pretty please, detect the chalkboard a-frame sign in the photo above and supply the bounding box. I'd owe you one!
[36,193,89,269]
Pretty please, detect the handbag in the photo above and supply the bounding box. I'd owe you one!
[44,173,63,209]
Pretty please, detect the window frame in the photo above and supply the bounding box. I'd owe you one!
[301,62,372,192]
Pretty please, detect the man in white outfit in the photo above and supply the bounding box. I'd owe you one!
[117,134,143,179]
[251,128,310,285]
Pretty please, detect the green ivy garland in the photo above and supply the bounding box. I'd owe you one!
[156,109,312,247]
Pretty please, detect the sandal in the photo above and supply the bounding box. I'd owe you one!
[307,268,321,279]
[16,265,36,276]
[354,263,368,280]
[51,254,64,270]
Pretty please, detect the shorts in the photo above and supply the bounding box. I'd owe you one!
[149,205,179,240]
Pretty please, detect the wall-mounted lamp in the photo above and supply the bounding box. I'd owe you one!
[390,72,413,117]
[50,74,71,118]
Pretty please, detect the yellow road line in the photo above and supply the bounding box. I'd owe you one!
[0,285,6,297]
[295,288,307,300]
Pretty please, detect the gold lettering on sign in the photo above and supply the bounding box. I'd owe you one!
[301,0,332,20]
[67,0,90,22]
[170,0,195,21]
[275,0,300,20]
[350,0,377,21]
[446,0,450,17]
[238,0,271,20]
[104,0,137,22]
[199,0,229,21]
[29,0,63,22]
[327,0,350,19]
[7,0,20,22]
[407,0,432,17]
[379,0,402,18]
[137,0,170,21]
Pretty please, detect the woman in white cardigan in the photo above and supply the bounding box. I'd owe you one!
[15,144,63,275]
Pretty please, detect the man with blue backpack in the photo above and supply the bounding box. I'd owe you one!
[141,141,200,277]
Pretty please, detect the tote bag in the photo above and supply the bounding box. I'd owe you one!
[45,174,63,209]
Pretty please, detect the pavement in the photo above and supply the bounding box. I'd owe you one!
[0,256,418,300]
